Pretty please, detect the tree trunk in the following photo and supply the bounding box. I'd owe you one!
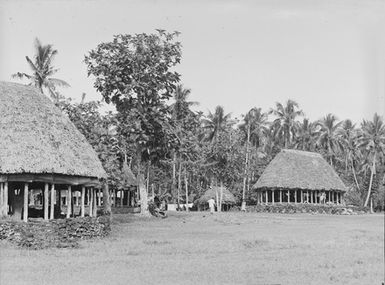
[177,157,182,209]
[172,152,177,202]
[219,181,223,212]
[364,154,376,207]
[351,159,360,191]
[241,123,250,211]
[184,168,189,212]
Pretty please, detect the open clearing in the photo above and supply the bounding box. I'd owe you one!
[1,212,384,285]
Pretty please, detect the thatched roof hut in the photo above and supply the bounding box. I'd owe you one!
[0,82,107,220]
[0,82,106,183]
[253,149,347,205]
[197,186,237,205]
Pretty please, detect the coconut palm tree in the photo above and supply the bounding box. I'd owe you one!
[358,113,385,207]
[12,38,69,102]
[170,84,198,122]
[337,119,361,190]
[202,105,233,142]
[316,113,343,166]
[270,99,303,148]
[294,118,317,151]
[238,107,269,209]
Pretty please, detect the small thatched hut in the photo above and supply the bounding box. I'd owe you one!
[0,82,107,221]
[253,149,347,205]
[197,186,237,211]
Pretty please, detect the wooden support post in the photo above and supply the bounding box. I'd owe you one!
[81,186,85,217]
[58,188,62,212]
[4,182,8,216]
[294,190,297,204]
[89,188,93,217]
[265,190,268,204]
[272,190,275,205]
[279,190,282,204]
[120,190,123,207]
[98,188,101,206]
[44,183,49,220]
[66,186,71,218]
[50,184,55,219]
[287,190,290,203]
[93,188,97,217]
[0,183,3,217]
[23,183,29,222]
[331,191,334,203]
[307,191,309,203]
[310,191,313,204]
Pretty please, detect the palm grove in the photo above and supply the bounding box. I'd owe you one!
[14,32,385,212]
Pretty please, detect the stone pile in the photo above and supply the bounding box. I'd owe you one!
[0,216,110,249]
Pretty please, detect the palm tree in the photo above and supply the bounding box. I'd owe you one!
[338,119,361,190]
[239,107,268,209]
[12,38,69,102]
[358,113,385,207]
[170,84,198,206]
[170,84,198,122]
[270,99,303,148]
[202,105,233,142]
[316,113,342,166]
[294,118,317,151]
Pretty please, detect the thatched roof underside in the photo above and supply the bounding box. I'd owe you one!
[253,149,347,192]
[0,82,106,179]
[197,186,237,204]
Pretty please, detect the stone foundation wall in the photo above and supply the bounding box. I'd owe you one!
[0,216,110,249]
[231,204,370,215]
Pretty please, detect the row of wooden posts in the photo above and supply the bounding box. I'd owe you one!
[0,182,102,222]
[256,189,344,205]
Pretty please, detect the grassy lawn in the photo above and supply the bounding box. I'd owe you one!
[1,212,384,285]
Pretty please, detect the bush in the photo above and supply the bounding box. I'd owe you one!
[344,190,364,207]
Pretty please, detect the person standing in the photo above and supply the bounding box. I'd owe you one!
[207,198,216,214]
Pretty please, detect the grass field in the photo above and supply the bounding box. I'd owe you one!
[1,212,384,285]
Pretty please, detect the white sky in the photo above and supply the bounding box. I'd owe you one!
[1,0,384,123]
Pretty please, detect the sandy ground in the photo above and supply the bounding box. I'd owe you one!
[0,212,384,285]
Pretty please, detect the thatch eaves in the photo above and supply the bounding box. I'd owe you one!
[253,149,347,192]
[0,82,107,179]
[197,186,237,205]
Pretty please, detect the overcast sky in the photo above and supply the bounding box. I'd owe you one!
[1,0,384,123]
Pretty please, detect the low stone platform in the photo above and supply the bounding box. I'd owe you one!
[231,203,370,215]
[0,216,111,249]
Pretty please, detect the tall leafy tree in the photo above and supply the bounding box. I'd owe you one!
[85,30,182,214]
[270,99,303,148]
[358,113,385,207]
[12,38,70,102]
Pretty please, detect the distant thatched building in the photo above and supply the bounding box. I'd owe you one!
[197,186,237,211]
[253,149,347,205]
[0,82,107,221]
[112,158,138,208]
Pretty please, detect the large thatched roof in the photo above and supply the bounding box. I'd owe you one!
[0,82,107,181]
[197,186,237,205]
[253,149,347,192]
